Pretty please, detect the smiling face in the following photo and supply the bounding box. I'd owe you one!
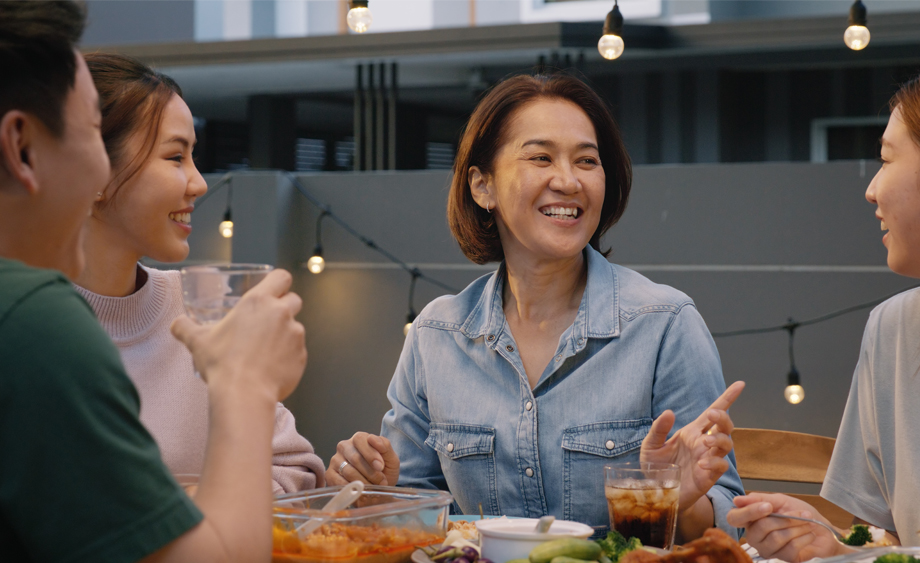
[470,98,605,267]
[94,94,206,263]
[33,53,111,278]
[866,105,920,278]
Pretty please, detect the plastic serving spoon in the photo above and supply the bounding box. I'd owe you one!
[535,516,555,534]
[296,480,365,538]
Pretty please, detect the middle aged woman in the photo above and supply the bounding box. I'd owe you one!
[327,73,745,540]
[73,53,325,494]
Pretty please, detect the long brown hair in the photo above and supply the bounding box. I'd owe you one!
[892,75,920,149]
[84,52,182,206]
[447,73,632,264]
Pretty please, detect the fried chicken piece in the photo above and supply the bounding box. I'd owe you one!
[619,529,753,563]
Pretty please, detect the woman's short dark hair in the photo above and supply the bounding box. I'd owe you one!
[447,73,632,264]
[0,1,86,137]
[84,53,183,206]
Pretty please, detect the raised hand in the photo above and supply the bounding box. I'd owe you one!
[640,381,745,511]
[326,432,400,487]
[727,493,848,562]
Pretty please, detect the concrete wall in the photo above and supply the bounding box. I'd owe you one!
[174,161,908,471]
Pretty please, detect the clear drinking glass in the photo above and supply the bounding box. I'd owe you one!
[605,462,681,549]
[179,263,273,324]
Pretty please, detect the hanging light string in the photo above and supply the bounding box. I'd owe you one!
[710,283,919,338]
[281,172,460,294]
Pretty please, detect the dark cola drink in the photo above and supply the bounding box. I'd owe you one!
[606,480,679,549]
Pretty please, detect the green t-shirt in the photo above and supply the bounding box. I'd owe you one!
[0,258,202,562]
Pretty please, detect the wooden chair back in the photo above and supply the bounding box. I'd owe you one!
[731,428,854,529]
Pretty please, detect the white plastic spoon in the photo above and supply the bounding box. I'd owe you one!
[296,481,365,537]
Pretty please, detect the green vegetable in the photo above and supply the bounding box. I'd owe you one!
[595,531,642,563]
[841,525,872,546]
[550,557,598,563]
[874,555,920,563]
[529,539,602,563]
[506,559,530,563]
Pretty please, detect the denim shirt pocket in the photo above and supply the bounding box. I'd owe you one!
[560,419,653,531]
[426,423,500,515]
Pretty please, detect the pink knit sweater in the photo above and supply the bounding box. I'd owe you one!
[74,265,325,494]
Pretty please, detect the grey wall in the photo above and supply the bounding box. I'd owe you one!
[180,161,908,469]
[83,1,195,46]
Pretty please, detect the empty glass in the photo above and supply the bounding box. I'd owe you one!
[180,263,273,324]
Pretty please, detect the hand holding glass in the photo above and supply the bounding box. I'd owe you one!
[605,462,680,549]
[180,264,273,324]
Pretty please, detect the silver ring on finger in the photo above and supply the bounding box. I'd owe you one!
[338,460,350,475]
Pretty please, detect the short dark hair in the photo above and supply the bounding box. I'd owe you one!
[447,73,632,264]
[84,53,182,205]
[0,1,86,137]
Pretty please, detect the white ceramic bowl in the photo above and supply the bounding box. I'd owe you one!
[475,518,594,563]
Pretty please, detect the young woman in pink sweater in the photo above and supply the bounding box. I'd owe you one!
[73,53,324,494]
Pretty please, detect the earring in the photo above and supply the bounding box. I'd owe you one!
[486,202,492,214]
[95,191,103,201]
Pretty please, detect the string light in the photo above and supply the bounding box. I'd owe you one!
[783,320,805,405]
[347,0,372,34]
[307,211,329,274]
[404,270,420,336]
[598,0,624,61]
[219,184,233,238]
[844,0,870,51]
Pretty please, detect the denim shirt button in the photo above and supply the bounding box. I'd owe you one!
[578,338,585,345]
[554,354,562,362]
[605,440,615,450]
[447,443,455,453]
[525,401,533,411]
[506,345,515,352]
[487,335,495,342]
[525,468,534,477]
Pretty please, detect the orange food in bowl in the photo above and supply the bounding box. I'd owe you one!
[272,522,443,563]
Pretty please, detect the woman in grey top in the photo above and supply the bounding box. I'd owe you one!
[727,75,920,558]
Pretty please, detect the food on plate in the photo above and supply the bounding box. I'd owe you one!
[842,524,873,546]
[448,520,480,541]
[271,522,443,563]
[619,529,752,563]
[529,538,602,563]
[596,530,642,563]
[423,543,495,563]
[874,555,920,563]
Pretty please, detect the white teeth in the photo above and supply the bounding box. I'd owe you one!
[542,206,579,218]
[169,212,191,224]
[881,220,887,231]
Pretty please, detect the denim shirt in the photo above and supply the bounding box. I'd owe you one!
[381,246,743,538]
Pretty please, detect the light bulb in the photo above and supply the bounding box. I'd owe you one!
[598,34,624,60]
[784,384,805,405]
[347,6,372,33]
[219,220,234,238]
[307,255,325,274]
[403,321,413,336]
[844,25,870,50]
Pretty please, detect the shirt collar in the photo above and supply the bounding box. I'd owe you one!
[460,246,620,343]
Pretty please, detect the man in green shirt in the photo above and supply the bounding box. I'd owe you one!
[0,2,308,561]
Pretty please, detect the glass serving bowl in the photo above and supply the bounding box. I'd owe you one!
[272,485,453,563]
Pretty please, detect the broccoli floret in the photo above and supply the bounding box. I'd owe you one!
[874,554,920,563]
[596,531,642,563]
[841,524,872,546]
